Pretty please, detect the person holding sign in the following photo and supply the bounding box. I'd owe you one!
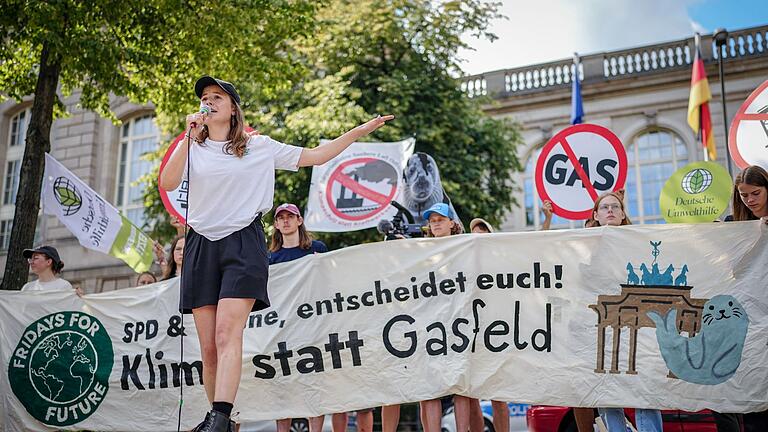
[420,203,476,432]
[159,76,393,432]
[587,192,663,432]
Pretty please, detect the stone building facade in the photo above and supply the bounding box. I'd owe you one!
[1,25,767,291]
[460,25,768,231]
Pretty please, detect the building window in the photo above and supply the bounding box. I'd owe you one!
[0,219,12,250]
[625,129,689,224]
[523,150,579,230]
[3,109,29,207]
[3,160,21,205]
[115,115,158,228]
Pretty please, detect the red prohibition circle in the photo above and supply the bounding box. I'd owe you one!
[728,79,768,169]
[324,157,398,221]
[534,123,628,220]
[158,127,256,224]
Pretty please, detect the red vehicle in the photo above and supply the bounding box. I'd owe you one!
[526,406,737,432]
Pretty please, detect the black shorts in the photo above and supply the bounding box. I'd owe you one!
[180,217,269,314]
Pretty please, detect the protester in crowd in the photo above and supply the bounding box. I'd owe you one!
[161,234,185,281]
[469,217,511,432]
[726,164,768,223]
[170,214,185,235]
[268,203,327,264]
[136,272,157,286]
[268,203,373,432]
[21,245,83,296]
[587,191,661,432]
[420,202,473,432]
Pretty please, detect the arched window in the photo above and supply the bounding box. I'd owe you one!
[115,115,158,228]
[625,128,689,224]
[523,149,578,230]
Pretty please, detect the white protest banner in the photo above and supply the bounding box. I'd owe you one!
[729,79,768,169]
[304,139,415,231]
[42,154,154,272]
[1,223,767,431]
[535,124,628,220]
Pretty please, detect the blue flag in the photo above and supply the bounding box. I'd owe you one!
[571,57,584,125]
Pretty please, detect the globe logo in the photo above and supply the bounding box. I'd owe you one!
[30,333,97,404]
[53,177,82,216]
[681,168,713,194]
[8,312,113,427]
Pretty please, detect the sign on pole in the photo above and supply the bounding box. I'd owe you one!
[729,79,768,170]
[534,124,627,220]
[659,161,732,223]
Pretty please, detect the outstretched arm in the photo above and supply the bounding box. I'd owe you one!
[298,115,395,167]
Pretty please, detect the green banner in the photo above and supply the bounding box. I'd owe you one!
[660,161,732,223]
[108,215,154,273]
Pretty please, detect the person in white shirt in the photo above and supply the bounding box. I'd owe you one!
[21,246,82,296]
[159,75,393,432]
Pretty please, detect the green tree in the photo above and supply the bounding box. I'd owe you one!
[265,0,523,248]
[143,0,523,250]
[0,0,317,290]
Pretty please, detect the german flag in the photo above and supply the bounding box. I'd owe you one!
[687,36,716,160]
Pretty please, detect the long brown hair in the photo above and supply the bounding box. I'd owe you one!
[426,219,463,237]
[732,165,768,221]
[588,191,632,226]
[269,219,314,252]
[162,234,185,280]
[191,97,250,158]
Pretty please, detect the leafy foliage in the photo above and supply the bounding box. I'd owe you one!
[139,0,523,250]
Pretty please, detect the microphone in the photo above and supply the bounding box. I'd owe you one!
[190,104,211,128]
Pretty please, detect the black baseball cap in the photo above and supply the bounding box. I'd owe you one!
[195,76,241,105]
[23,245,62,266]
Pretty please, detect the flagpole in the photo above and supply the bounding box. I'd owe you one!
[714,28,734,177]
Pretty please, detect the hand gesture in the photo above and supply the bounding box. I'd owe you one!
[357,115,395,135]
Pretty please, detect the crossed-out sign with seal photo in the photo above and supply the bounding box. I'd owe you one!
[729,79,768,170]
[325,157,399,221]
[534,124,628,220]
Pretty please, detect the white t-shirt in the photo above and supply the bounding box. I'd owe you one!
[181,135,303,241]
[21,278,73,292]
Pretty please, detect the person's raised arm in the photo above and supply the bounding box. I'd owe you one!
[298,115,394,167]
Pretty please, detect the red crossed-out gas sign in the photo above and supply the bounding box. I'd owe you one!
[729,79,768,170]
[534,124,628,220]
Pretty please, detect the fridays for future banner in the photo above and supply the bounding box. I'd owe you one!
[42,154,154,272]
[1,222,767,431]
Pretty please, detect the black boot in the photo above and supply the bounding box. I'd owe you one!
[194,410,231,432]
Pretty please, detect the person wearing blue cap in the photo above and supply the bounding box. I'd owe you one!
[421,202,474,432]
[159,76,393,432]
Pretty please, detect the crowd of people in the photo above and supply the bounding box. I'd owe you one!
[15,72,768,432]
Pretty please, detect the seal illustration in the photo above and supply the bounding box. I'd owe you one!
[646,295,748,385]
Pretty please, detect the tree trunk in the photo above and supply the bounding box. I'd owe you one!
[1,42,61,290]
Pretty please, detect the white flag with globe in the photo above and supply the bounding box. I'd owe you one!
[42,154,154,272]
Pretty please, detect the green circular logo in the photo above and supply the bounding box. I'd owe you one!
[53,176,82,216]
[660,161,732,223]
[681,168,713,194]
[8,312,113,426]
